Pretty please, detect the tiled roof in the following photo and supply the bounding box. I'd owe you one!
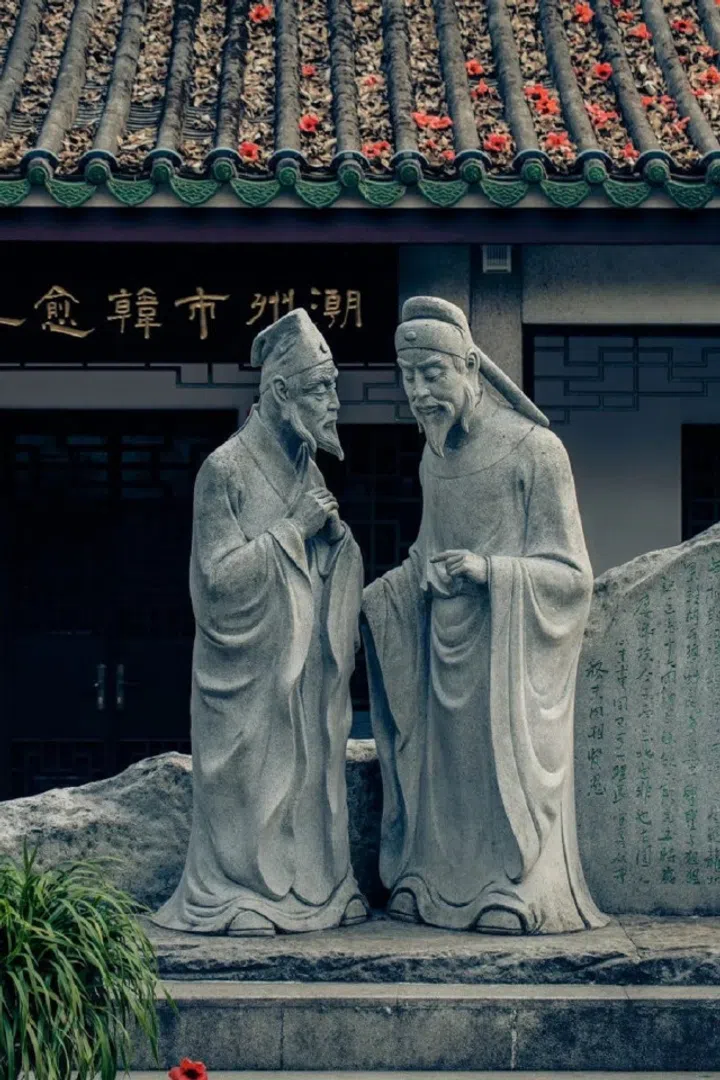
[1,0,720,208]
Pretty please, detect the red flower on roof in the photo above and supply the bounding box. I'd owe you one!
[621,141,639,161]
[168,1060,208,1080]
[412,110,431,127]
[249,3,272,22]
[471,81,491,97]
[362,140,391,158]
[428,115,453,130]
[466,59,484,76]
[545,131,570,149]
[671,115,691,134]
[593,62,613,80]
[641,95,655,107]
[697,44,718,58]
[574,2,594,22]
[302,63,317,77]
[659,93,676,107]
[525,84,549,100]
[671,17,695,34]
[586,102,619,128]
[362,73,381,87]
[442,149,456,161]
[693,88,709,97]
[535,96,560,115]
[700,64,720,84]
[610,0,622,7]
[239,140,261,161]
[299,113,320,132]
[616,10,635,21]
[423,139,438,150]
[627,22,652,38]
[483,132,511,153]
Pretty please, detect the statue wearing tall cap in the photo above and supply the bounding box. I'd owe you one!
[153,308,368,936]
[361,297,607,934]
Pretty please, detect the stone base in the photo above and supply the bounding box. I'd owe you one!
[144,912,720,985]
[132,979,720,1071]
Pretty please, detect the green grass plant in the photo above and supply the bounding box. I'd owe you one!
[0,844,167,1080]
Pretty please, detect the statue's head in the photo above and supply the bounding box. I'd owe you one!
[395,296,481,457]
[251,307,343,460]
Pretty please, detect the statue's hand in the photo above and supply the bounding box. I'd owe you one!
[289,487,339,539]
[430,549,488,587]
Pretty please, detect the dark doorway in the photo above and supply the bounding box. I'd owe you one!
[0,410,237,799]
[682,425,720,542]
[323,424,424,736]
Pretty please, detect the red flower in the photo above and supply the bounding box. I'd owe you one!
[545,130,570,149]
[168,1060,208,1080]
[466,59,484,76]
[574,2,594,21]
[700,64,720,84]
[362,73,381,87]
[697,44,718,58]
[671,115,691,134]
[302,63,317,77]
[610,0,622,6]
[428,115,453,130]
[442,149,456,161]
[641,95,654,106]
[471,80,491,97]
[671,17,695,34]
[535,95,560,115]
[585,102,619,127]
[659,93,676,106]
[616,10,635,21]
[627,22,652,38]
[593,62,613,80]
[239,140,261,161]
[693,87,708,97]
[621,141,639,161]
[412,110,431,127]
[423,138,438,150]
[362,139,391,158]
[298,113,320,132]
[249,3,272,22]
[525,83,549,100]
[483,131,511,153]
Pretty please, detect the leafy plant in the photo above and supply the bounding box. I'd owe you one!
[0,844,169,1080]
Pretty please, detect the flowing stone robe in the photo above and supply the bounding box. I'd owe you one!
[362,391,607,934]
[154,407,366,933]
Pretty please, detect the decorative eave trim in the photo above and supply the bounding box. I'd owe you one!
[2,161,720,209]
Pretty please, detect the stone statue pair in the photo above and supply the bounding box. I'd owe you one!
[153,297,607,938]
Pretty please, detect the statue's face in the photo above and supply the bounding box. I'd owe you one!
[284,359,344,460]
[398,350,476,457]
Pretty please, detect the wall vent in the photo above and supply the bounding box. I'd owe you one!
[482,244,512,273]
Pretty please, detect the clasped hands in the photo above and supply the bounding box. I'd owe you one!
[429,549,488,594]
[288,486,345,542]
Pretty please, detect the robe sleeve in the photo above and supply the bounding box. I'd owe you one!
[190,454,311,641]
[487,427,594,880]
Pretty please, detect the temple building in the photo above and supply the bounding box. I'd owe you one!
[1,0,720,798]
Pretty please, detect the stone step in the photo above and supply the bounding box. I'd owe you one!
[125,1073,720,1079]
[131,982,720,1072]
[144,914,720,985]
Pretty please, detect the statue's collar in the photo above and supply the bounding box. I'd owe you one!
[422,388,536,478]
[237,405,309,489]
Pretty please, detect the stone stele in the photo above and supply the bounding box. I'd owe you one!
[574,521,720,915]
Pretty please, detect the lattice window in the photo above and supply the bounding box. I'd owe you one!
[10,740,107,798]
[532,334,720,425]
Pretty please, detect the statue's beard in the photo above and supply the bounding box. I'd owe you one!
[413,385,477,458]
[286,401,345,461]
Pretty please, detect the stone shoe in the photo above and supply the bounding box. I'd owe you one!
[340,896,369,926]
[227,909,277,937]
[386,889,421,923]
[473,905,525,935]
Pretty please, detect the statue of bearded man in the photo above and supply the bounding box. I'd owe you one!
[361,296,607,935]
[153,307,368,936]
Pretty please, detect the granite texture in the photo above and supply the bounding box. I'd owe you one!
[143,913,720,986]
[131,981,720,1072]
[361,297,606,934]
[574,522,720,915]
[0,745,383,911]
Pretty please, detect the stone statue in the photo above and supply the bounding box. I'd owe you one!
[153,308,368,936]
[361,297,607,935]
